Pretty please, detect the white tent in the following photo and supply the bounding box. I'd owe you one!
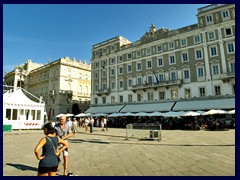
[3,88,46,130]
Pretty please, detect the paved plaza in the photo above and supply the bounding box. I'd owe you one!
[3,127,235,176]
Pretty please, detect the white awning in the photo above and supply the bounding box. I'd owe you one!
[172,98,235,111]
[85,105,125,114]
[120,102,175,113]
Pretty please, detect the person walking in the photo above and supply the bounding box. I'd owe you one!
[72,118,79,135]
[84,117,90,133]
[104,117,108,131]
[34,122,68,176]
[101,117,105,131]
[54,115,73,176]
[89,117,94,133]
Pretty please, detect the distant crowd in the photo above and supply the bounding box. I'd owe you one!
[65,115,235,131]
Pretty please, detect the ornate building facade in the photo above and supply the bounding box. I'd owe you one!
[4,57,91,120]
[88,4,235,113]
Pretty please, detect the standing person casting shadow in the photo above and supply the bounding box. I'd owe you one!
[34,122,68,176]
[54,115,73,176]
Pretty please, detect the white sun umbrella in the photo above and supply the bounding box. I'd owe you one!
[55,113,65,118]
[183,111,201,117]
[122,112,135,116]
[75,113,92,117]
[228,109,235,114]
[175,111,187,116]
[202,109,228,116]
[162,111,179,117]
[133,112,150,116]
[196,110,206,115]
[65,113,74,117]
[108,112,123,117]
[148,111,164,116]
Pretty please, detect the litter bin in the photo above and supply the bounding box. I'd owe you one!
[3,124,12,132]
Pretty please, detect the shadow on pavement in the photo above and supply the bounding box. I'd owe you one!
[6,163,38,172]
[68,139,110,144]
[69,138,234,147]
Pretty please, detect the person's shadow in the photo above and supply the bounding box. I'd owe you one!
[6,163,38,172]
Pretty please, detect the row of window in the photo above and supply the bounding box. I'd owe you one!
[94,61,235,83]
[93,41,235,69]
[96,63,234,91]
[204,9,232,26]
[5,109,42,121]
[94,85,232,105]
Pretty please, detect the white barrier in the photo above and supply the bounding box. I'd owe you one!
[3,121,43,130]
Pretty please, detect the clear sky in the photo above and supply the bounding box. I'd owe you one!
[3,4,209,74]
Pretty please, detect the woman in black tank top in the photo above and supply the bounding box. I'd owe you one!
[34,122,68,176]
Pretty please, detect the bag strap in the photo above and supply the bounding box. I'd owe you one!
[46,136,57,153]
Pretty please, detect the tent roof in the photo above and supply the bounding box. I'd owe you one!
[3,89,45,107]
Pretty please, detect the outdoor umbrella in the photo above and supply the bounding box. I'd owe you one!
[55,113,65,118]
[65,113,74,117]
[122,112,135,116]
[148,111,164,116]
[162,111,180,117]
[175,111,187,116]
[75,113,92,117]
[196,110,206,115]
[202,109,228,115]
[133,112,150,116]
[228,109,235,114]
[183,111,201,117]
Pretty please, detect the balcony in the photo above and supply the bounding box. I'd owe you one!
[219,72,235,83]
[96,89,110,96]
[132,79,182,92]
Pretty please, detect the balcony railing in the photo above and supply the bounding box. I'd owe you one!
[218,72,235,83]
[96,89,110,96]
[132,79,182,92]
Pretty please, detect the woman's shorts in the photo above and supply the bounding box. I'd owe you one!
[38,165,58,174]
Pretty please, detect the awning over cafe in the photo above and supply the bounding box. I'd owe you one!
[172,98,235,111]
[85,105,125,114]
[120,102,175,113]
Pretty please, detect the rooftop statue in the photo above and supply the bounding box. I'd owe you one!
[149,23,156,35]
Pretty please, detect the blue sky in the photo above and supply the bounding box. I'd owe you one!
[3,4,209,74]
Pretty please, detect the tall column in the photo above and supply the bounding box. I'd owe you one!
[202,31,214,96]
[217,28,227,73]
[115,61,118,103]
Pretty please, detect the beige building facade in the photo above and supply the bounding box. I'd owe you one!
[4,57,91,120]
[88,4,235,113]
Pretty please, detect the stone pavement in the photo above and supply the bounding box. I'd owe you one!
[3,127,235,176]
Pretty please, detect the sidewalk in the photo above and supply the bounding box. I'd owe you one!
[3,127,235,176]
